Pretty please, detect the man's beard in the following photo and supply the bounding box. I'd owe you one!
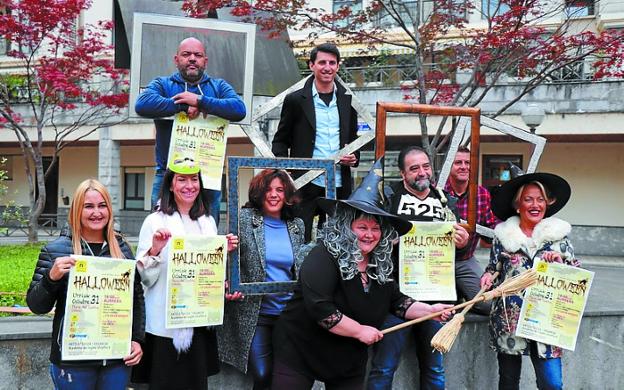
[407,177,430,192]
[180,66,204,83]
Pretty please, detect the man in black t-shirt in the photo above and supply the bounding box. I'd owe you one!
[368,146,470,390]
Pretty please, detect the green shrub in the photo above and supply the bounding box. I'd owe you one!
[0,243,44,308]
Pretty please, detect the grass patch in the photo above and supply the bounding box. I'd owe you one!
[0,243,45,309]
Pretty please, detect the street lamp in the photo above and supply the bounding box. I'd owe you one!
[521,104,546,133]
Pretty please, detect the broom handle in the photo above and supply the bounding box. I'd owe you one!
[382,271,500,335]
[458,271,499,315]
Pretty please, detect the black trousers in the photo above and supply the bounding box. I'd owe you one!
[271,359,364,390]
[295,182,351,242]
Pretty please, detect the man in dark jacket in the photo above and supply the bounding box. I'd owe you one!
[272,43,359,241]
[135,37,246,224]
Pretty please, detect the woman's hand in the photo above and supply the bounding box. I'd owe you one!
[541,251,563,263]
[226,234,239,252]
[355,325,383,345]
[480,272,494,289]
[123,341,143,366]
[452,224,470,249]
[49,256,76,281]
[430,303,455,322]
[224,280,244,301]
[150,228,172,256]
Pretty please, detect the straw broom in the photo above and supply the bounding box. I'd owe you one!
[381,269,537,335]
[430,271,499,353]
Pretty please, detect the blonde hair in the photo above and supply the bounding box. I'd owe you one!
[512,181,556,211]
[68,179,124,258]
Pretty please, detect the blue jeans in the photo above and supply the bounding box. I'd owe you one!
[497,343,562,390]
[50,363,130,390]
[151,169,221,225]
[368,315,444,390]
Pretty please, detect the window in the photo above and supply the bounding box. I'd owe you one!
[332,0,363,28]
[124,171,145,210]
[374,1,421,28]
[481,0,510,18]
[482,155,523,192]
[565,0,594,17]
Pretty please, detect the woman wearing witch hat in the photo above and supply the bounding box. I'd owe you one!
[270,160,454,389]
[480,169,580,390]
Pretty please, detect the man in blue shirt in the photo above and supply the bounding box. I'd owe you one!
[135,37,246,224]
[272,43,359,241]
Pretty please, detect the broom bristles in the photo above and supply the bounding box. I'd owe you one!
[430,313,465,353]
[430,270,500,353]
[483,269,537,301]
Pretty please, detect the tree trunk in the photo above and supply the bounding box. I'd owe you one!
[27,154,47,243]
[28,212,38,243]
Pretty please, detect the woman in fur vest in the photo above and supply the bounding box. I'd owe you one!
[480,171,579,390]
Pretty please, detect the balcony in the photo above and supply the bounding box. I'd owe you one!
[4,80,126,105]
[335,58,603,90]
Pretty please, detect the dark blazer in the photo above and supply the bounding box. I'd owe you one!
[217,207,305,373]
[272,76,359,194]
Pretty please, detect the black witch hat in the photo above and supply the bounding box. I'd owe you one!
[316,158,412,236]
[491,164,571,221]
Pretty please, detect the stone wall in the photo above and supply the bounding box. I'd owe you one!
[2,312,622,390]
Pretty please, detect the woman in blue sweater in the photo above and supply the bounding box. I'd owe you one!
[218,169,305,389]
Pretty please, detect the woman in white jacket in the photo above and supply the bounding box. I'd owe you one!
[132,162,238,390]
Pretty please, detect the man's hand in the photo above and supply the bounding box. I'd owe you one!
[452,224,470,249]
[187,106,202,120]
[339,153,358,167]
[173,91,200,107]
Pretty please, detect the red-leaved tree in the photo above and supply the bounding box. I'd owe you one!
[0,0,128,242]
[182,0,624,160]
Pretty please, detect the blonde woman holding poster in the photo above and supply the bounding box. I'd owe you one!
[132,161,238,390]
[26,180,144,390]
[481,170,579,390]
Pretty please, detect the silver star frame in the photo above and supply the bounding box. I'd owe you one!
[239,75,377,190]
[436,116,547,238]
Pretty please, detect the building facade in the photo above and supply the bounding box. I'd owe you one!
[1,0,622,254]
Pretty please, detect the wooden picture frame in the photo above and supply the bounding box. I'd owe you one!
[374,102,481,232]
